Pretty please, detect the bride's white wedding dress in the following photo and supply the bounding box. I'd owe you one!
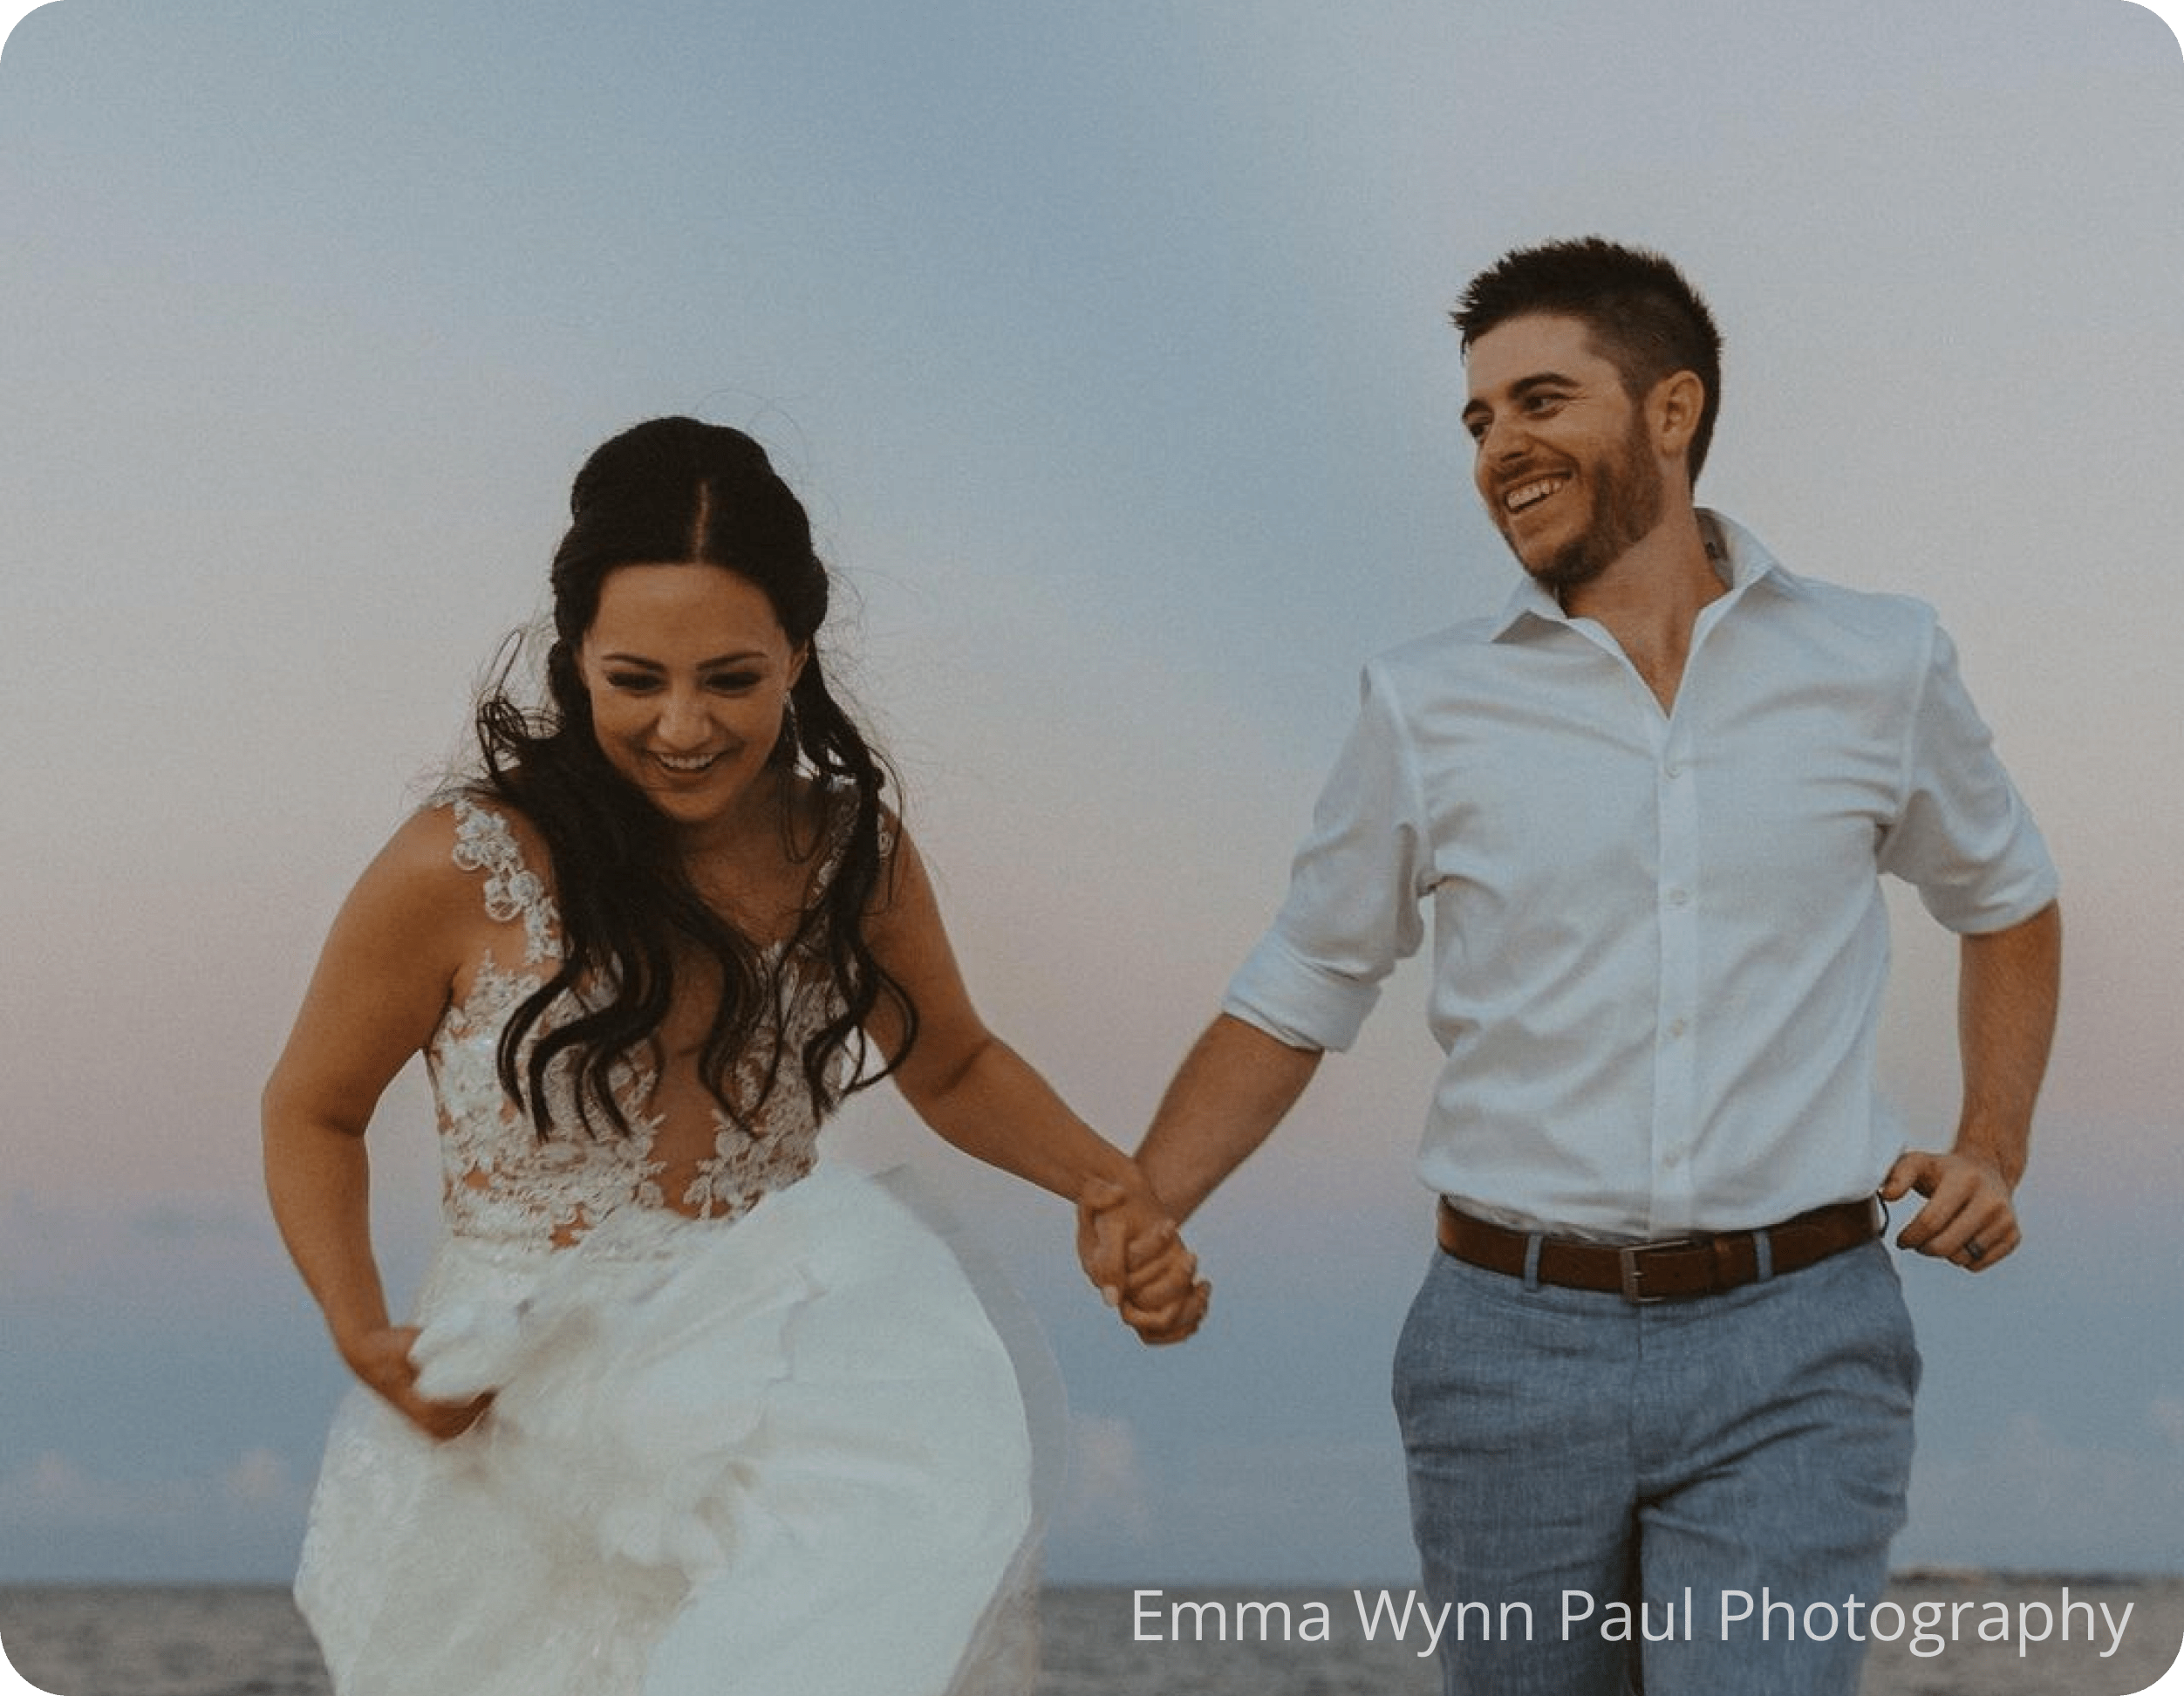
[295,796,1048,1696]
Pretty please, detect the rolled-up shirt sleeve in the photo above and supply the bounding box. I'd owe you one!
[1223,661,1434,1051]
[1879,619,2059,933]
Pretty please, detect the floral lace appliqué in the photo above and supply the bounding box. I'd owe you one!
[429,795,836,1255]
[450,797,560,968]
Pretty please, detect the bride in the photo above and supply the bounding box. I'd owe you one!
[262,417,1205,1695]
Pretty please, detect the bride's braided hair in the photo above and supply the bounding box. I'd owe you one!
[473,417,915,1139]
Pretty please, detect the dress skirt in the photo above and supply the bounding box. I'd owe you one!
[295,1163,1052,1696]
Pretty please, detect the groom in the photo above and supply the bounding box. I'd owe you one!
[1109,237,2060,1694]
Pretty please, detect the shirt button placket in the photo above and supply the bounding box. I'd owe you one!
[1654,738,1701,1229]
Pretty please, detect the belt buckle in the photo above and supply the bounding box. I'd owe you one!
[1618,1239,1699,1304]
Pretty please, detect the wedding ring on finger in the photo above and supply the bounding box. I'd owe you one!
[1965,1239,1987,1262]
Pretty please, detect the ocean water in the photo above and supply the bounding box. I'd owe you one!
[3,1577,2180,1695]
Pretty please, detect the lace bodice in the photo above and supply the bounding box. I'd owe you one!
[427,795,843,1255]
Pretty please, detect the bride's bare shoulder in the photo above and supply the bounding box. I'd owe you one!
[354,792,554,920]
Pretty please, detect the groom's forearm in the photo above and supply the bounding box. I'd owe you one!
[1136,1013,1321,1222]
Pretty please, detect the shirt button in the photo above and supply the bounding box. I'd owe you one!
[1664,761,1683,779]
[1668,887,1690,907]
[1667,1017,1689,1039]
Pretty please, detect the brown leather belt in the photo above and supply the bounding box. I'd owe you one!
[1436,1196,1882,1304]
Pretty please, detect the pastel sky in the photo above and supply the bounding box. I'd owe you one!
[2,0,2181,1606]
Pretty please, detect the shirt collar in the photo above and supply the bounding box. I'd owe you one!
[1485,509,1783,639]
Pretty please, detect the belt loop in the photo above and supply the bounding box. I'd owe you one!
[1753,1226,1774,1283]
[1522,1233,1544,1291]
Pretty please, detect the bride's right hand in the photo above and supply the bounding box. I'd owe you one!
[340,1325,495,1441]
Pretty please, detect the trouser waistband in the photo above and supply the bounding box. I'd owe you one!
[1435,1196,1883,1303]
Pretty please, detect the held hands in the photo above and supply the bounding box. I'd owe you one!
[1077,1173,1210,1345]
[1881,1147,2018,1273]
[339,1324,495,1441]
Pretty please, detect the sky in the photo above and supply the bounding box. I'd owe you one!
[2,0,2181,1621]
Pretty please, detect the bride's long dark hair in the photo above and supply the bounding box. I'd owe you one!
[474,417,915,1138]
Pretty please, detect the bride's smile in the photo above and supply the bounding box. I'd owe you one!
[577,561,808,844]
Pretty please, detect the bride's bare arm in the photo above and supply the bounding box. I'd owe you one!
[862,830,1207,1344]
[262,809,492,1438]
